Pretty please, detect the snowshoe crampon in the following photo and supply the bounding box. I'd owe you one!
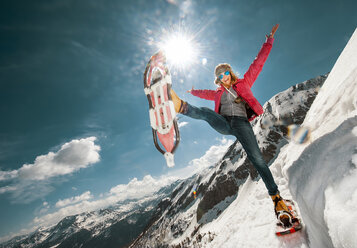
[275,199,303,236]
[143,51,180,167]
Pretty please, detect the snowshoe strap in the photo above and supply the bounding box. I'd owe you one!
[273,195,283,208]
[178,101,188,114]
[273,196,293,218]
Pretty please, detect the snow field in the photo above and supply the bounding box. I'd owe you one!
[194,173,308,248]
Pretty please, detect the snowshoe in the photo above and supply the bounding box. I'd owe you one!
[143,51,180,167]
[275,199,303,236]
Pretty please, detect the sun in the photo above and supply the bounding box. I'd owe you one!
[159,32,198,70]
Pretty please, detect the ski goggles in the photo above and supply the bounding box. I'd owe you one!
[218,71,230,80]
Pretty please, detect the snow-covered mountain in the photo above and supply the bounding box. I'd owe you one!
[0,182,180,248]
[2,29,356,248]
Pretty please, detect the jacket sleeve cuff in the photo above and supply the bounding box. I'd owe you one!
[266,37,274,45]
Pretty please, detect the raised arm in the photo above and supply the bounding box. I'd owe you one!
[243,24,279,88]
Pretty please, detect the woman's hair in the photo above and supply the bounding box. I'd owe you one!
[214,63,238,85]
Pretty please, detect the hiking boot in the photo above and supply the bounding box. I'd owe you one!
[170,89,187,114]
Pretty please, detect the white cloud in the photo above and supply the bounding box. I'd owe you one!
[9,181,55,204]
[0,137,101,203]
[109,175,176,201]
[180,0,193,18]
[189,137,233,169]
[38,201,50,215]
[55,191,93,208]
[0,137,100,182]
[167,138,234,179]
[0,170,18,181]
[18,137,100,180]
[178,121,189,128]
[0,185,17,194]
[32,175,177,228]
[166,0,178,5]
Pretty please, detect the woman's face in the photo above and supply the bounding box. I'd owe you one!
[219,71,232,87]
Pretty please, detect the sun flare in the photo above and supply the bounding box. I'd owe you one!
[159,32,198,70]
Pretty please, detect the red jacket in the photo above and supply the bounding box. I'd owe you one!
[190,37,274,121]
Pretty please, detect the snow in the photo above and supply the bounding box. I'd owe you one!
[199,179,285,247]
[302,29,357,139]
[325,162,357,248]
[288,117,357,248]
[169,28,357,248]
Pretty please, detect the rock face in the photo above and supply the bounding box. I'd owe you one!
[0,75,327,248]
[129,74,327,248]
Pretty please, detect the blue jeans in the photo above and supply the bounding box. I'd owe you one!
[184,103,278,196]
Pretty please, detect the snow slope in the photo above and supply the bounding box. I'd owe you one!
[189,28,357,248]
[286,27,357,248]
[288,116,357,248]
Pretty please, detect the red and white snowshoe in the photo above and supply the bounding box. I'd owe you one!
[143,51,180,167]
[275,199,303,236]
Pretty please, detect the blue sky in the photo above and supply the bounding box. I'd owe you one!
[0,0,356,241]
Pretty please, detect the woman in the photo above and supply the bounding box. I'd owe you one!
[170,24,293,227]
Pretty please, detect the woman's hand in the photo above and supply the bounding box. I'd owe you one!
[266,24,279,39]
[187,86,194,93]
